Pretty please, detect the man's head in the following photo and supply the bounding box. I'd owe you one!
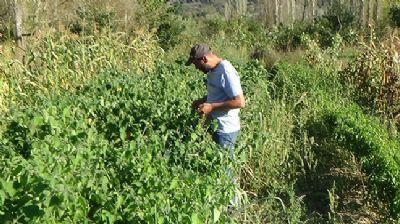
[186,44,218,74]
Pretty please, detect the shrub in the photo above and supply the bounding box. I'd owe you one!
[320,104,400,218]
[68,7,116,35]
[202,17,268,49]
[323,0,356,33]
[272,22,310,51]
[156,17,185,51]
[389,4,400,28]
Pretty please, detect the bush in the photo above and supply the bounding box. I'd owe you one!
[322,1,357,45]
[320,104,400,218]
[156,17,185,51]
[68,7,116,35]
[271,0,356,51]
[323,0,356,33]
[389,4,400,28]
[202,17,268,49]
[272,22,310,51]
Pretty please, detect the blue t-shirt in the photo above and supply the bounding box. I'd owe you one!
[207,60,243,133]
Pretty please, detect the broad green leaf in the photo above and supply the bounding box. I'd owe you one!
[213,208,221,223]
[22,204,44,218]
[169,178,178,190]
[62,107,71,119]
[33,116,44,126]
[191,213,202,224]
[158,216,165,224]
[1,180,15,197]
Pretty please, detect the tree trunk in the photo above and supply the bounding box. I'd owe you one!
[351,0,356,10]
[13,0,23,48]
[310,0,315,24]
[375,0,381,22]
[259,0,271,27]
[302,0,308,22]
[274,0,279,26]
[257,0,266,25]
[368,0,374,26]
[291,0,296,24]
[224,0,231,20]
[360,0,365,27]
[124,9,128,33]
[279,0,284,25]
[53,0,59,31]
[350,0,356,25]
[267,0,274,26]
[237,0,247,16]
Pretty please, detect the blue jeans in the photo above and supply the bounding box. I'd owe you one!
[212,130,240,152]
[213,130,241,207]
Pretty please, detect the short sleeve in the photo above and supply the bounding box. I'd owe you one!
[221,65,243,99]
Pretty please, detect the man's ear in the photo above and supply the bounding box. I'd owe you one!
[201,56,208,63]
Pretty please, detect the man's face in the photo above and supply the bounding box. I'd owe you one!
[193,56,212,74]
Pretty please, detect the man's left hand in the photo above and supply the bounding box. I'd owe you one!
[198,103,213,115]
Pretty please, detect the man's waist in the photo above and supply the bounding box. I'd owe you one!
[211,108,240,118]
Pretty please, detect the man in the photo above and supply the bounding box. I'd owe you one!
[186,43,245,150]
[186,43,245,209]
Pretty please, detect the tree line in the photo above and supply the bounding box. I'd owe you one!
[0,0,393,48]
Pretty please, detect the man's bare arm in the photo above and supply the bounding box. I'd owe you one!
[210,94,245,110]
[198,94,245,115]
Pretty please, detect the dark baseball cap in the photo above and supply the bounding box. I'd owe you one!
[185,44,212,66]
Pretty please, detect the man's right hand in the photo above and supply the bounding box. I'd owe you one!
[192,97,206,110]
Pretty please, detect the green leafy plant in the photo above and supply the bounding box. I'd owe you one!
[389,4,400,27]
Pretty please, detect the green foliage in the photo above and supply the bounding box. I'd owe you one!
[272,22,311,51]
[3,3,400,221]
[320,104,400,218]
[389,4,400,27]
[302,33,344,71]
[0,41,311,223]
[0,62,236,223]
[323,0,356,34]
[156,16,185,51]
[134,0,170,29]
[0,22,12,42]
[202,17,268,49]
[69,7,116,35]
[272,1,356,51]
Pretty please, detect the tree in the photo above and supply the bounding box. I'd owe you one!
[290,0,296,24]
[310,0,316,23]
[274,0,279,25]
[224,0,247,20]
[368,0,374,25]
[302,0,308,21]
[13,0,23,48]
[360,0,366,26]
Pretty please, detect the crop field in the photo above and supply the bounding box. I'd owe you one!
[1,33,399,223]
[2,1,400,223]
